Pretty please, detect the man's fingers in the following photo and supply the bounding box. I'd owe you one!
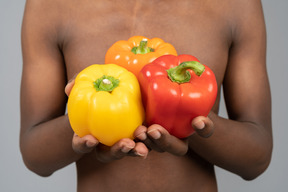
[65,73,78,96]
[146,124,188,156]
[128,142,149,159]
[95,138,136,163]
[72,130,150,163]
[72,134,99,154]
[192,116,214,138]
[65,79,75,96]
[134,125,148,141]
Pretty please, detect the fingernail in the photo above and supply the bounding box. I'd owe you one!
[86,140,97,148]
[134,151,147,159]
[136,132,147,140]
[148,129,161,139]
[194,121,205,130]
[134,151,144,156]
[68,78,74,83]
[121,146,134,153]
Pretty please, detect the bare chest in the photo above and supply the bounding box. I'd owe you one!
[60,1,231,85]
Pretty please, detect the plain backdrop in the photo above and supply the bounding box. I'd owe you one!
[0,1,287,191]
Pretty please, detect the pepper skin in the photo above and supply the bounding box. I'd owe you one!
[67,64,145,146]
[138,54,217,138]
[105,36,177,78]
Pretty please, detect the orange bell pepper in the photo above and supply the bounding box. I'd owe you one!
[105,36,177,77]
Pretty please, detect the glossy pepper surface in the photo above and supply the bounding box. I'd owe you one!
[105,36,177,77]
[67,64,145,146]
[138,54,217,138]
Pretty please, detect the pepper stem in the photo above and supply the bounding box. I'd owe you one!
[167,61,205,83]
[131,39,154,54]
[93,75,120,92]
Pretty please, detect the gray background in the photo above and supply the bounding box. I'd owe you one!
[0,0,287,191]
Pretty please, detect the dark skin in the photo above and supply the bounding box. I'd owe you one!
[20,0,272,191]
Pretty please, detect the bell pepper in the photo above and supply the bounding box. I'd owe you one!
[138,54,217,138]
[105,36,177,77]
[67,64,145,146]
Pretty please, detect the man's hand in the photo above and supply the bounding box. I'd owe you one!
[72,133,148,163]
[191,116,214,138]
[134,116,214,156]
[134,124,189,156]
[64,77,76,96]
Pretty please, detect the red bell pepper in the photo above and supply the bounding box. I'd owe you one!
[138,54,217,138]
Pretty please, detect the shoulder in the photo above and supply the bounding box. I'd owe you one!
[222,0,264,27]
[208,0,264,25]
[205,0,265,45]
[24,0,68,18]
[22,0,71,45]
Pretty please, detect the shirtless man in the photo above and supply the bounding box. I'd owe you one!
[20,0,272,191]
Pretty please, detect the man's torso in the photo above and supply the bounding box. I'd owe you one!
[55,0,234,191]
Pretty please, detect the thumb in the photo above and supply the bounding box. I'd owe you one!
[65,73,79,96]
[192,116,214,138]
[72,133,99,154]
[65,79,75,96]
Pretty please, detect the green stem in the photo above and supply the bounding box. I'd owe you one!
[167,61,205,83]
[131,39,154,54]
[93,75,119,92]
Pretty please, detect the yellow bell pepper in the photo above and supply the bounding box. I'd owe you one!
[67,64,145,146]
